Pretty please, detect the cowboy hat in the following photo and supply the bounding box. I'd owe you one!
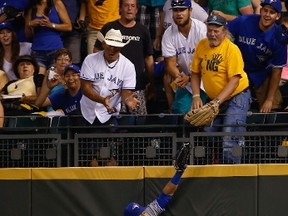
[97,28,130,48]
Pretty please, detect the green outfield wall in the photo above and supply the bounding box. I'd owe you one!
[0,165,288,216]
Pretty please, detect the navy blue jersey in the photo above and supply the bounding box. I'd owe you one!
[49,89,82,115]
[228,14,287,87]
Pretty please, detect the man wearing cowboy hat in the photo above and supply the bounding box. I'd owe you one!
[80,28,139,128]
[94,0,155,119]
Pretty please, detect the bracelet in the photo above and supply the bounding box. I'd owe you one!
[193,94,200,98]
[51,23,56,29]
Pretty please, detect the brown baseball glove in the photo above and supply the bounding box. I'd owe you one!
[184,100,220,127]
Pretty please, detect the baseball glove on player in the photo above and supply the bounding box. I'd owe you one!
[184,100,220,127]
[173,142,191,171]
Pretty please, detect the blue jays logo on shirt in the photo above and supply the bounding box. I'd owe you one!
[176,47,195,55]
[94,72,104,80]
[107,75,124,86]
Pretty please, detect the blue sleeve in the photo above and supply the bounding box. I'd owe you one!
[270,40,287,67]
[156,192,172,209]
[227,16,241,38]
[48,93,62,110]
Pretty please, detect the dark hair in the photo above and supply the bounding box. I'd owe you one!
[0,31,20,71]
[32,0,53,17]
[13,55,39,78]
[54,48,72,61]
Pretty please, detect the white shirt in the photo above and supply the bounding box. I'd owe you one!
[3,42,32,81]
[163,0,208,30]
[162,18,207,92]
[80,51,136,124]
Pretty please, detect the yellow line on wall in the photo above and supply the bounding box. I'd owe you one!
[144,165,258,178]
[259,164,288,176]
[0,168,31,180]
[31,167,144,180]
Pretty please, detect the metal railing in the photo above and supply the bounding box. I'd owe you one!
[0,112,287,167]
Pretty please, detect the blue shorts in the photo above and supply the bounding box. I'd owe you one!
[32,49,59,69]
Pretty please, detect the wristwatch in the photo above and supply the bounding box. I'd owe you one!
[52,23,56,29]
[214,98,221,104]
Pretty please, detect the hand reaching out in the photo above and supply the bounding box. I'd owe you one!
[125,93,140,111]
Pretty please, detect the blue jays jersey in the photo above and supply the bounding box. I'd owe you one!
[228,14,287,87]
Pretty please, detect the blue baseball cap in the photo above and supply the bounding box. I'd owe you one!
[171,0,191,9]
[64,64,81,75]
[207,14,227,26]
[260,0,282,13]
[124,202,145,216]
[0,21,14,31]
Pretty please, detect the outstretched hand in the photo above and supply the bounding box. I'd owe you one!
[125,93,140,111]
[103,95,116,114]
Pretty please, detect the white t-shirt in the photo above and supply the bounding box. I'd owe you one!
[3,42,32,81]
[163,0,208,30]
[80,51,136,124]
[162,18,206,92]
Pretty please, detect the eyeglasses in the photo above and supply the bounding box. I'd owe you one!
[56,58,71,62]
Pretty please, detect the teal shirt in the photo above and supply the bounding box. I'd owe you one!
[138,0,166,7]
[208,0,251,16]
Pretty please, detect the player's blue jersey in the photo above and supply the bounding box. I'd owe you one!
[228,14,287,87]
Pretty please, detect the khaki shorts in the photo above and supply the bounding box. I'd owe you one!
[254,78,283,110]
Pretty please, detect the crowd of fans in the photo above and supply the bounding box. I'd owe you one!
[0,0,287,130]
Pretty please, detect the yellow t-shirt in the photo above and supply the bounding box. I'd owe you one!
[87,0,120,30]
[190,37,249,99]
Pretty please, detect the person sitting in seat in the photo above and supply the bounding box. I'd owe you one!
[0,55,43,127]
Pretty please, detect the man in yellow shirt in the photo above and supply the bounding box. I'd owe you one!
[190,14,251,164]
[84,0,120,54]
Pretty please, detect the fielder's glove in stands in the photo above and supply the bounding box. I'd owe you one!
[184,100,220,127]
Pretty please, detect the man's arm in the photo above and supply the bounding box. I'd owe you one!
[145,55,156,101]
[260,67,282,113]
[215,75,241,104]
[191,72,203,109]
[164,56,180,79]
[212,4,253,22]
[81,79,116,113]
[153,10,165,51]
